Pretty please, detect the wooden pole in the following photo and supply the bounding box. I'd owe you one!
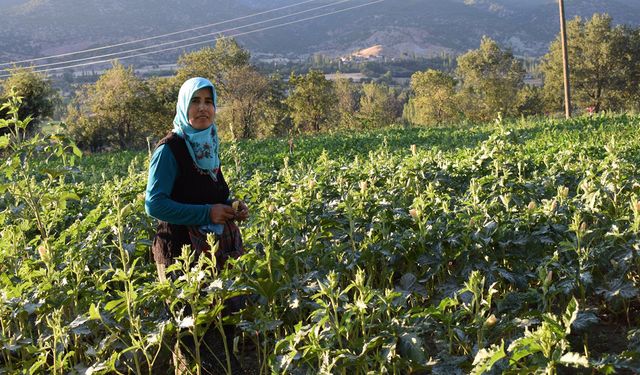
[559,0,571,118]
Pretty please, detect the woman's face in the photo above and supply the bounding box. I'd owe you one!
[188,87,215,130]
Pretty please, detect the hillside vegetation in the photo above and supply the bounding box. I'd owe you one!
[1,0,639,61]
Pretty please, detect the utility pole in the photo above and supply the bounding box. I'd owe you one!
[559,0,571,118]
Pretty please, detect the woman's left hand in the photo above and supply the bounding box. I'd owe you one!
[233,200,249,221]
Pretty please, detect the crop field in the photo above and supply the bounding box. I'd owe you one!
[1,106,640,373]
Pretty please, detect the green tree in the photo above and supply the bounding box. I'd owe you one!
[285,70,336,133]
[0,67,59,132]
[255,73,291,138]
[515,84,545,117]
[621,27,640,112]
[540,14,630,113]
[456,36,525,121]
[175,38,274,139]
[404,69,459,125]
[146,76,180,142]
[66,61,152,150]
[358,82,400,128]
[175,38,251,97]
[334,75,360,128]
[217,65,270,140]
[376,71,394,86]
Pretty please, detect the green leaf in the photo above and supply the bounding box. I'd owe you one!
[0,135,9,148]
[104,298,125,314]
[360,335,384,356]
[59,192,81,201]
[541,314,564,336]
[89,303,102,321]
[596,279,639,301]
[628,329,640,352]
[400,272,417,290]
[72,144,82,157]
[398,332,427,364]
[68,315,90,335]
[562,297,579,334]
[471,342,506,375]
[28,354,48,374]
[559,352,589,368]
[508,336,542,363]
[572,311,599,331]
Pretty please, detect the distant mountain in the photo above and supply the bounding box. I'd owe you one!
[1,0,639,68]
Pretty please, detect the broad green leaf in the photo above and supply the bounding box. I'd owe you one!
[400,272,417,290]
[572,311,599,331]
[398,332,427,364]
[471,342,506,375]
[0,135,9,148]
[562,297,579,334]
[89,303,102,321]
[59,192,81,201]
[508,336,543,363]
[72,144,82,157]
[104,298,125,313]
[559,352,589,368]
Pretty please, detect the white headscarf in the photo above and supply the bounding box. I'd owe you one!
[172,77,220,181]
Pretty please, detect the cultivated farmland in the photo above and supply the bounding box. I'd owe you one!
[1,109,640,374]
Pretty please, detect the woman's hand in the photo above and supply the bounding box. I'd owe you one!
[209,204,236,224]
[232,200,249,221]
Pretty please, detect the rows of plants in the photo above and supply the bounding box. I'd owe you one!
[1,93,639,374]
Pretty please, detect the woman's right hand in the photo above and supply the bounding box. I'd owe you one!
[209,204,236,224]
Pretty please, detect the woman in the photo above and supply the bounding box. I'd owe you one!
[145,77,249,373]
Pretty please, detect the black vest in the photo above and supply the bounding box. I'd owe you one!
[151,132,230,265]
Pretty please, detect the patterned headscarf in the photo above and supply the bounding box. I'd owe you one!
[172,77,220,181]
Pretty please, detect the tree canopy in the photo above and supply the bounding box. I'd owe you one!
[358,82,401,128]
[175,38,251,99]
[66,62,152,150]
[541,13,638,113]
[405,69,459,125]
[0,68,58,132]
[219,65,270,140]
[456,36,525,121]
[286,70,336,133]
[334,76,360,129]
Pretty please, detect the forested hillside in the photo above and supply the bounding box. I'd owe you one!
[1,0,639,63]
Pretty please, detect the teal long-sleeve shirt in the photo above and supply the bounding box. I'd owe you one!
[145,144,215,226]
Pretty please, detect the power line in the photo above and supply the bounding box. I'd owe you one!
[0,0,384,78]
[3,0,354,71]
[0,0,323,67]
